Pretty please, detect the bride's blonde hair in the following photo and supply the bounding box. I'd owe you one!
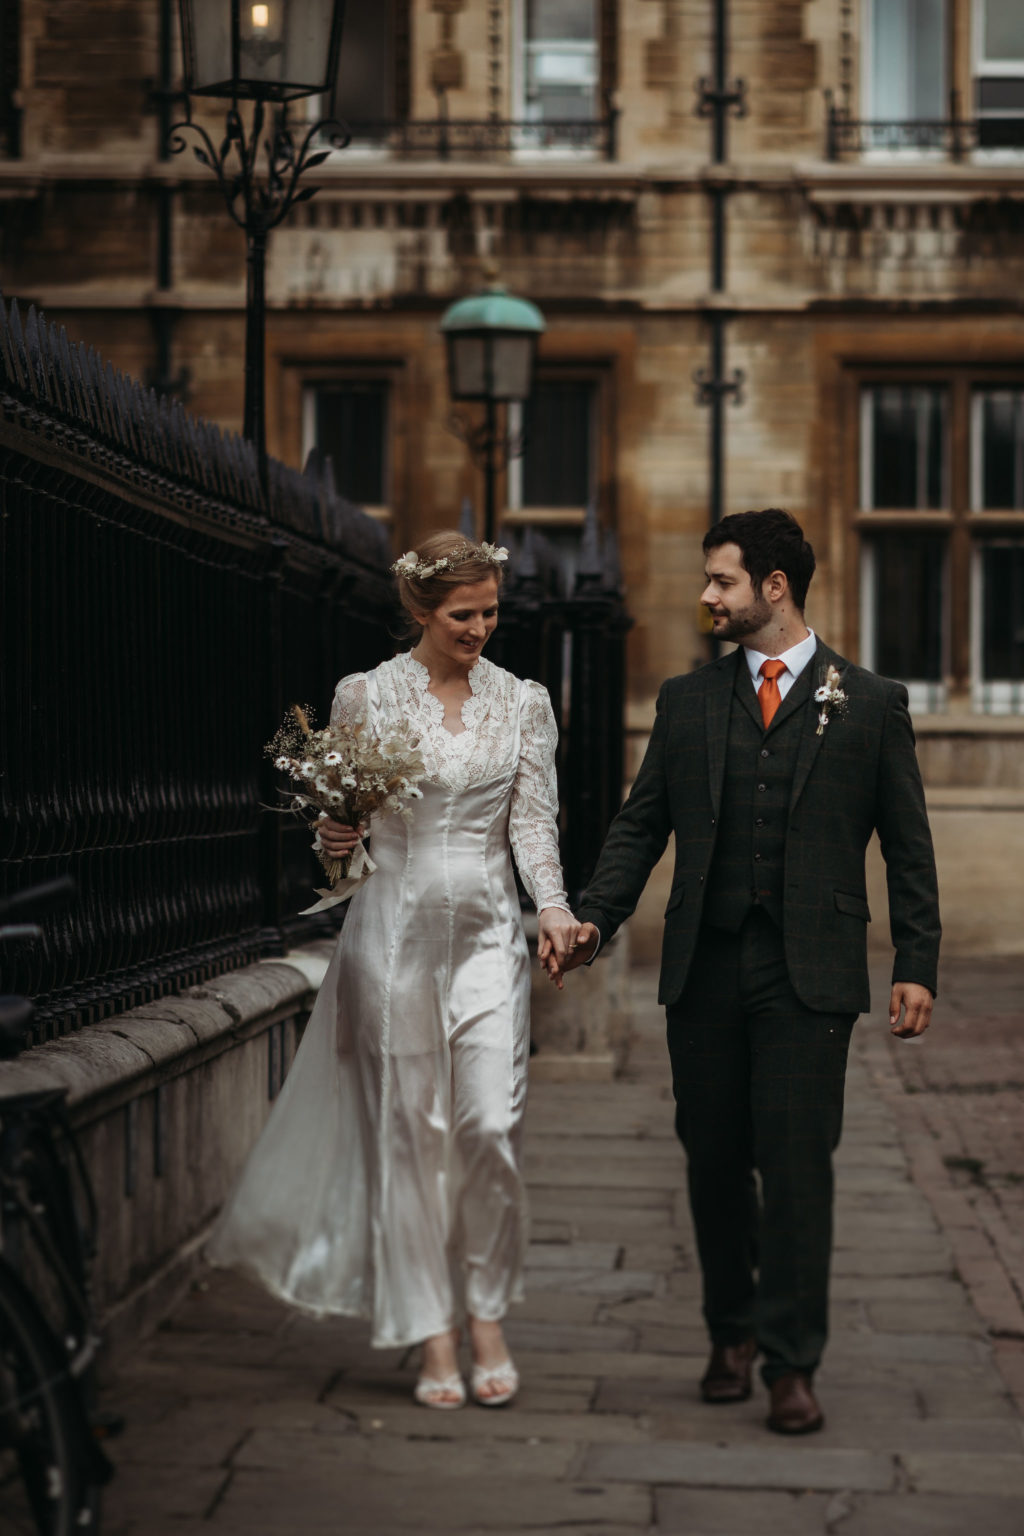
[393,531,506,634]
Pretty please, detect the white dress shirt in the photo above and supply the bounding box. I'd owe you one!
[744,629,818,698]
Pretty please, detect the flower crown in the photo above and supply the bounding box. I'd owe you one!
[391,542,509,581]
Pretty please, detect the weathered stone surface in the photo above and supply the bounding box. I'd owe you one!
[99,960,1024,1534]
[581,1441,895,1492]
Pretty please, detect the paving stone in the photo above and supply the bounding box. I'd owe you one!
[523,1267,658,1299]
[901,1450,1024,1496]
[836,1492,1024,1535]
[524,1155,685,1189]
[104,1465,227,1525]
[351,1406,649,1443]
[215,1473,651,1530]
[826,1330,987,1366]
[233,1426,578,1479]
[512,1290,603,1324]
[526,1240,622,1269]
[865,1299,986,1335]
[655,1487,834,1534]
[580,1441,895,1492]
[503,1319,637,1353]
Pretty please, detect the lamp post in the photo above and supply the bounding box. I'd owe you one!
[439,281,545,545]
[171,0,348,500]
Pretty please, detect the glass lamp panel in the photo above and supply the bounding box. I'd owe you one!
[238,0,339,95]
[282,0,340,91]
[449,336,487,400]
[490,335,535,402]
[186,3,233,93]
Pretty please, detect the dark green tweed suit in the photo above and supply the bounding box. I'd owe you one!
[576,641,940,1381]
[576,641,940,1012]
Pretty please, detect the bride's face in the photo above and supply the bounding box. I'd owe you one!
[414,577,500,666]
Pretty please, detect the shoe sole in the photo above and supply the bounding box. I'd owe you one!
[766,1415,824,1435]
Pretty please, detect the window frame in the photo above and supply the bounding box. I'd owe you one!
[510,0,615,160]
[859,0,951,161]
[849,363,1024,714]
[299,367,397,522]
[504,366,611,528]
[971,0,1024,157]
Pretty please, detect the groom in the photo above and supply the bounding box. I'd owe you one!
[564,509,940,1434]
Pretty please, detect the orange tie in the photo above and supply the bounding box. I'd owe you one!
[758,658,787,729]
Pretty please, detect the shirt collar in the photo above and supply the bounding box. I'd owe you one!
[744,629,818,684]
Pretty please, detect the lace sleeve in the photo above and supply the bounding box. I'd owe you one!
[330,672,369,731]
[509,681,571,914]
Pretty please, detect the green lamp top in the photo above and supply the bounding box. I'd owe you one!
[440,285,546,336]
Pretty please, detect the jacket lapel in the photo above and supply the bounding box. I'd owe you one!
[705,653,738,820]
[788,643,846,812]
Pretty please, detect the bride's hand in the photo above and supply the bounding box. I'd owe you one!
[537,908,581,991]
[318,816,362,859]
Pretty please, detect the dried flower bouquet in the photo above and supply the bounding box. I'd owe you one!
[266,704,425,912]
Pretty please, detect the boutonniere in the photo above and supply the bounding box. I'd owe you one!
[813,664,847,737]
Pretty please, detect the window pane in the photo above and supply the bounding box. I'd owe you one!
[314,383,389,506]
[335,0,394,125]
[525,0,598,122]
[870,533,945,680]
[977,390,1024,509]
[522,382,592,507]
[981,542,1024,680]
[867,386,947,509]
[982,0,1024,61]
[870,0,946,119]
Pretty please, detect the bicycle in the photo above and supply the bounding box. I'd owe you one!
[0,878,115,1535]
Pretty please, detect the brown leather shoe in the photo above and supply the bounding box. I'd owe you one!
[700,1337,757,1403]
[766,1372,824,1434]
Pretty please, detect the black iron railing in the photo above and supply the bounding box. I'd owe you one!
[487,514,632,906]
[825,90,984,161]
[0,293,395,1042]
[340,108,619,162]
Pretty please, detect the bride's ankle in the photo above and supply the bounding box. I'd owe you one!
[468,1315,508,1366]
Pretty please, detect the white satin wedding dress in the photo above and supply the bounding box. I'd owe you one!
[207,651,571,1347]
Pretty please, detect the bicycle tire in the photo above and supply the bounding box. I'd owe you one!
[0,1262,96,1536]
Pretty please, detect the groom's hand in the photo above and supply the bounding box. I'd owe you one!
[561,923,599,974]
[889,982,933,1038]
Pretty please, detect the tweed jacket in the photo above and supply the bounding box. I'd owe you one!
[576,642,941,1014]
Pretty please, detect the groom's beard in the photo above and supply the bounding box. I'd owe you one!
[706,592,772,643]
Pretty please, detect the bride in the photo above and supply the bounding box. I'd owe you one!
[207,532,580,1409]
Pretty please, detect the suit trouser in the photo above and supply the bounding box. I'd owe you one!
[665,908,856,1384]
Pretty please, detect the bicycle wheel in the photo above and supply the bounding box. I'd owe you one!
[0,1263,89,1536]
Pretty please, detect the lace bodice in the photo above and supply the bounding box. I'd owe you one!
[331,653,570,913]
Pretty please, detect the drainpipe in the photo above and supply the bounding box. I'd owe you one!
[695,0,746,530]
[149,0,187,397]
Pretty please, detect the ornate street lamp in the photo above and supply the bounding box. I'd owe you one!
[172,1,348,497]
[440,280,545,545]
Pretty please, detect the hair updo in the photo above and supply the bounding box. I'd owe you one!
[394,531,506,636]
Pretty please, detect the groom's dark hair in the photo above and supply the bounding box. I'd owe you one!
[703,509,816,611]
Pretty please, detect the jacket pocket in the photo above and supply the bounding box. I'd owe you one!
[834,890,871,922]
[664,885,686,916]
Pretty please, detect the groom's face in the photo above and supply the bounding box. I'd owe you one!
[701,542,772,643]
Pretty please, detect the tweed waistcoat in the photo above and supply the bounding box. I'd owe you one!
[702,662,815,932]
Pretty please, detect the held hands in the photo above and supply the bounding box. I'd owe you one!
[537,910,585,991]
[889,982,934,1038]
[538,917,600,989]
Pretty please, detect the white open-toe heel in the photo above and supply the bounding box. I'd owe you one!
[471,1359,519,1408]
[414,1371,466,1410]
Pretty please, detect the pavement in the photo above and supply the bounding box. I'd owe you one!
[102,958,1024,1536]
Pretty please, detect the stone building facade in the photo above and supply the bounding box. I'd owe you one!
[2,0,1022,956]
